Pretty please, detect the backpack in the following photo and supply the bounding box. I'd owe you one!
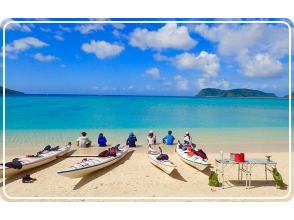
[5,158,23,170]
[44,145,51,151]
[194,149,208,160]
[98,150,110,157]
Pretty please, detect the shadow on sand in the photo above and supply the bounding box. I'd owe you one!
[73,150,135,190]
[228,180,288,190]
[150,163,187,182]
[0,149,76,188]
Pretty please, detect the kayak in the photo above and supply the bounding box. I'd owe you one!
[0,143,72,178]
[57,145,129,178]
[148,146,176,174]
[176,142,209,171]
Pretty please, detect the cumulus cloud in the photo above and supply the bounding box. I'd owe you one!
[61,64,66,68]
[128,85,134,89]
[93,86,99,90]
[141,67,165,81]
[40,27,52,32]
[195,23,290,59]
[146,84,155,90]
[172,51,220,78]
[33,53,59,61]
[236,52,284,78]
[161,82,173,90]
[129,23,197,51]
[59,24,71,32]
[81,40,125,59]
[112,23,125,29]
[54,35,64,41]
[0,18,31,32]
[196,78,230,90]
[74,24,105,34]
[174,75,189,90]
[5,37,49,54]
[112,30,126,38]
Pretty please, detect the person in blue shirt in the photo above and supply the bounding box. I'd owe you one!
[162,130,175,145]
[98,133,107,146]
[126,132,137,147]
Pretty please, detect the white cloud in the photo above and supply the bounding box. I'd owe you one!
[128,85,134,89]
[28,24,35,28]
[5,37,49,53]
[112,23,125,29]
[40,27,52,32]
[146,84,155,90]
[196,78,230,90]
[141,67,165,81]
[153,53,172,61]
[195,23,290,59]
[174,75,189,90]
[33,53,59,61]
[242,82,256,90]
[61,64,66,68]
[112,30,126,38]
[74,24,105,34]
[0,18,31,32]
[236,52,284,78]
[93,86,99,90]
[59,24,71,32]
[129,23,197,51]
[161,82,173,89]
[101,86,108,90]
[172,51,220,78]
[226,65,233,69]
[54,35,64,41]
[81,40,125,59]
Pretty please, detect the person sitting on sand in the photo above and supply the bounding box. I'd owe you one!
[126,132,137,147]
[162,130,175,145]
[184,131,192,145]
[76,132,92,148]
[147,130,156,145]
[98,133,107,147]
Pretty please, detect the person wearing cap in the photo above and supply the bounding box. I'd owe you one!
[126,132,137,147]
[98,133,107,146]
[147,130,156,145]
[162,130,175,145]
[184,131,192,145]
[76,132,92,148]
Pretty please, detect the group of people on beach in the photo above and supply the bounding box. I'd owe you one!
[76,131,193,148]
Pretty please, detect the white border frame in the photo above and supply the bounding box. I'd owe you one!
[2,19,292,200]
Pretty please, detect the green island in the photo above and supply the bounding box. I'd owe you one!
[195,88,277,98]
[283,91,294,99]
[0,86,24,94]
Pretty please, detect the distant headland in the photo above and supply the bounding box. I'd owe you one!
[0,86,24,94]
[195,88,277,98]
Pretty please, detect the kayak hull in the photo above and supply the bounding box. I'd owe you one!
[148,147,176,174]
[0,144,71,178]
[57,145,129,178]
[176,144,209,171]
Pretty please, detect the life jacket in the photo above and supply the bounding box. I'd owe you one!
[156,154,169,161]
[98,150,110,157]
[109,148,116,157]
[5,158,22,169]
[187,151,195,157]
[186,145,192,151]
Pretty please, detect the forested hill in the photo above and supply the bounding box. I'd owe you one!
[0,86,24,94]
[195,88,277,98]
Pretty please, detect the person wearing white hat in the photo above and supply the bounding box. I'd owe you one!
[184,131,192,145]
[147,130,156,145]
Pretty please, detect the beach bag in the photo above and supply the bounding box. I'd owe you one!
[98,150,110,157]
[44,145,51,151]
[182,146,187,151]
[272,168,285,187]
[235,153,245,162]
[208,171,219,187]
[5,158,22,170]
[195,149,208,160]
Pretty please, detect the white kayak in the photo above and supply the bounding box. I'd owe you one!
[0,143,72,178]
[176,142,209,171]
[148,146,176,174]
[57,145,129,178]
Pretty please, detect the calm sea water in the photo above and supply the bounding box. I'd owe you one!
[0,95,291,150]
[1,95,290,130]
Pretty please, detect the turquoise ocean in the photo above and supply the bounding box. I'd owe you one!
[0,95,291,151]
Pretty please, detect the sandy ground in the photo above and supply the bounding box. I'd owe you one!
[0,143,293,202]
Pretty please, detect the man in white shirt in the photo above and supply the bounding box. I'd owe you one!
[184,131,192,145]
[76,132,92,148]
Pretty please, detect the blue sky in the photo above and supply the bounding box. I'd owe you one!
[1,18,293,97]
